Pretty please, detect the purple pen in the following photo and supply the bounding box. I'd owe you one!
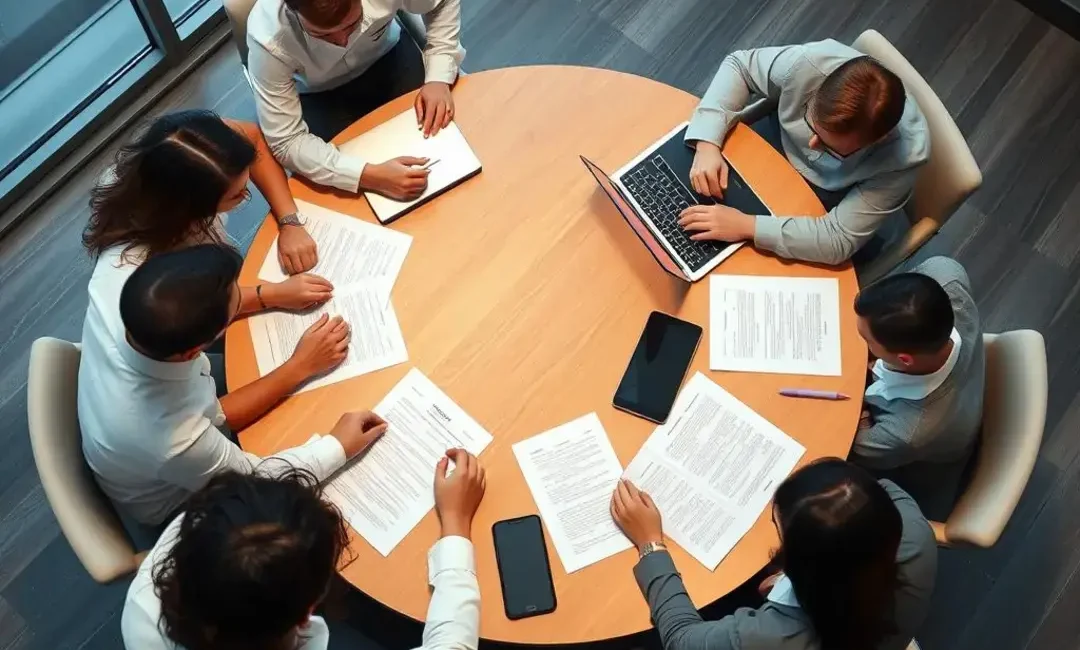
[779,388,851,401]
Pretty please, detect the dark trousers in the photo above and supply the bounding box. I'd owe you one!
[299,36,427,142]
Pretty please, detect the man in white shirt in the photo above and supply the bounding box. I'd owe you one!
[122,447,487,650]
[79,244,362,525]
[247,0,464,200]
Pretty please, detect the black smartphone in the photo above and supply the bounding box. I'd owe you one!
[613,311,703,423]
[492,515,557,620]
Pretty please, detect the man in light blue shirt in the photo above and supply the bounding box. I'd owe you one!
[677,40,930,265]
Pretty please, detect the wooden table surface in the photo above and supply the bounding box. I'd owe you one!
[226,65,867,645]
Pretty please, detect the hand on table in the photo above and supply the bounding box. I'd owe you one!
[330,410,388,458]
[286,314,350,380]
[689,141,729,198]
[414,81,454,138]
[610,479,663,549]
[434,448,486,540]
[678,204,755,243]
[360,156,430,201]
[262,274,333,311]
[276,224,318,274]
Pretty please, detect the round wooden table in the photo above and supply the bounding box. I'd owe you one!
[226,65,866,645]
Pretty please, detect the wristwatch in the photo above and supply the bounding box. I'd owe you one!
[638,541,667,559]
[277,212,304,228]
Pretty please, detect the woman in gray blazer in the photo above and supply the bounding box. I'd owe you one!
[611,459,937,650]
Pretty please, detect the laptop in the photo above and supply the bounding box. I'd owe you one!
[581,122,771,282]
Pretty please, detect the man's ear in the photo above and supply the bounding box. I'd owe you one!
[897,353,916,367]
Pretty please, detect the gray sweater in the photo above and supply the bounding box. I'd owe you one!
[633,480,937,650]
[851,257,985,470]
[686,40,930,264]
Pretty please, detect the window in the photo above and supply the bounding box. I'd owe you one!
[0,0,224,208]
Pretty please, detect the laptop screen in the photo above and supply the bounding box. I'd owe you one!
[580,156,688,281]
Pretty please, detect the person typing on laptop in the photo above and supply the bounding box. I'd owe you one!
[676,40,929,265]
[247,0,464,201]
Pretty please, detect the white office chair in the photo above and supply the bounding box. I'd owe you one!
[224,0,429,66]
[851,30,983,284]
[928,331,1047,547]
[27,337,143,583]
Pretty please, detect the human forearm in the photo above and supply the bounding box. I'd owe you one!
[226,120,298,220]
[421,536,480,650]
[634,552,723,650]
[408,0,465,83]
[685,46,792,146]
[219,360,306,430]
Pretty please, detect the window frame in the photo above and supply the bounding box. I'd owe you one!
[0,0,226,215]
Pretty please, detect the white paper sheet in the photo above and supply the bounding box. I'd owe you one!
[623,373,805,570]
[709,275,842,377]
[258,199,413,299]
[512,413,632,573]
[321,368,494,556]
[248,284,407,393]
[339,110,482,223]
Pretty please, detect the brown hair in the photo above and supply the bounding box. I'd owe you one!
[811,56,906,142]
[284,0,356,28]
[84,110,255,262]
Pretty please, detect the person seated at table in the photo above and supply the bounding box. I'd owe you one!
[247,0,464,200]
[87,109,320,275]
[121,447,487,649]
[611,458,936,650]
[851,256,985,515]
[79,244,364,526]
[677,40,929,265]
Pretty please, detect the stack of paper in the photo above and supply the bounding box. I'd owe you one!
[709,275,842,376]
[512,414,633,573]
[321,369,494,556]
[250,200,414,392]
[623,373,805,570]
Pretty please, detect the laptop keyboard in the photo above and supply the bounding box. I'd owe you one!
[621,155,724,271]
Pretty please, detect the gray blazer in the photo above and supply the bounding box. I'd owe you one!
[633,480,937,650]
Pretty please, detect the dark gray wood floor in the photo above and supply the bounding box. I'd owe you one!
[2,1,1080,648]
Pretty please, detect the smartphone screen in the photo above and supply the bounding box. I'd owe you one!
[613,311,703,423]
[492,515,557,620]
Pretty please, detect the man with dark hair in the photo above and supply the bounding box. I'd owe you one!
[247,0,463,200]
[850,256,985,512]
[676,41,929,265]
[79,244,382,525]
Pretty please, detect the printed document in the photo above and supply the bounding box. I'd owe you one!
[623,373,805,570]
[322,369,493,556]
[340,110,482,223]
[258,199,412,299]
[513,413,632,573]
[248,283,407,393]
[709,275,841,376]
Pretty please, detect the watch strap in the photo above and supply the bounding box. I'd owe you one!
[638,541,667,559]
[277,212,303,227]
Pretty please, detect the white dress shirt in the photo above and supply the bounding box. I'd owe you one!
[78,244,346,525]
[122,531,479,650]
[247,0,465,192]
[865,328,963,402]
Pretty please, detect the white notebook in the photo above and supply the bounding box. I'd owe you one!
[339,109,482,224]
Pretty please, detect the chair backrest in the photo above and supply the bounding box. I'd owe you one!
[851,29,982,229]
[945,331,1047,547]
[27,337,139,583]
[224,0,260,66]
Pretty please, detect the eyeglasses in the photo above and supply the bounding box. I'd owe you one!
[803,103,853,160]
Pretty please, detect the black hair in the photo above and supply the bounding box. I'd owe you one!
[154,468,350,650]
[773,459,903,650]
[120,243,242,359]
[85,109,255,261]
[853,272,954,354]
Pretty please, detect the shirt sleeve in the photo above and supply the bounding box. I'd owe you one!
[684,45,803,146]
[850,408,922,470]
[910,256,972,293]
[417,536,480,650]
[633,551,739,650]
[752,167,917,264]
[159,424,347,490]
[403,0,465,84]
[246,39,367,192]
